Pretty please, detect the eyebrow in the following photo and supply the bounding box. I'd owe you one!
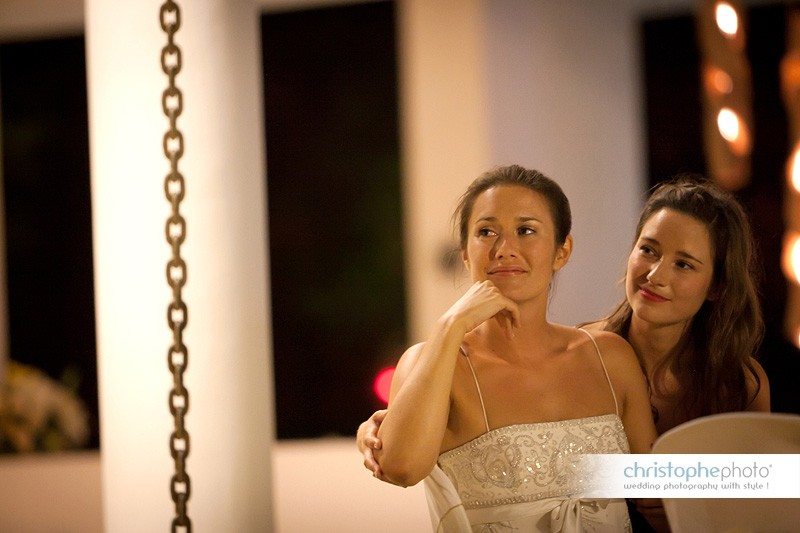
[475,216,543,224]
[640,237,705,265]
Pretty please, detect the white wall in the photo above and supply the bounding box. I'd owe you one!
[484,0,646,325]
[396,0,657,337]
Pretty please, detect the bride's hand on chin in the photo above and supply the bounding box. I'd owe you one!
[442,280,520,337]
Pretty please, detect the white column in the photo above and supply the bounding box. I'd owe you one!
[85,1,274,531]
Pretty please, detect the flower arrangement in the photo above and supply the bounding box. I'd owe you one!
[0,360,90,453]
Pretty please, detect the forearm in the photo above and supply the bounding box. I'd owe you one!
[375,316,466,486]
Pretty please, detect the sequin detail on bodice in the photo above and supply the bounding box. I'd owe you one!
[436,414,630,510]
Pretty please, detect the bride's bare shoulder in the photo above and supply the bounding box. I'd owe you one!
[578,320,607,333]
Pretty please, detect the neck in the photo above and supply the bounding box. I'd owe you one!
[626,315,688,372]
[473,296,556,361]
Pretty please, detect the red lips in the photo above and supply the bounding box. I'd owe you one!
[639,286,669,302]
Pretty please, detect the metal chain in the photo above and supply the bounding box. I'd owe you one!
[160,1,191,531]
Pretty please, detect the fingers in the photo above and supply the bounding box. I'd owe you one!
[480,282,519,323]
[494,312,515,340]
[357,409,387,452]
[362,446,396,485]
[481,281,520,326]
[366,409,385,444]
[370,409,387,426]
[362,447,380,474]
[359,411,386,474]
[365,435,382,450]
[449,280,522,334]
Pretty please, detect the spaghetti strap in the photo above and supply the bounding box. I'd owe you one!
[461,347,490,433]
[577,328,620,417]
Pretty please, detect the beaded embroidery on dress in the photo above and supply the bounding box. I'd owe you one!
[423,329,632,532]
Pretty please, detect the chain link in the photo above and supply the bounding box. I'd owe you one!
[160,1,191,531]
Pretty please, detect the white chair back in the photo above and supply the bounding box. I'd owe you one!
[651,412,800,533]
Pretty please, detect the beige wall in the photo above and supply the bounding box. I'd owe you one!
[396,0,492,340]
[0,452,103,532]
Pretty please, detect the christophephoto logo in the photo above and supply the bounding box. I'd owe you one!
[581,454,800,498]
[622,460,773,491]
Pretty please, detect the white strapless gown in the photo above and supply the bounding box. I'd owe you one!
[424,414,631,532]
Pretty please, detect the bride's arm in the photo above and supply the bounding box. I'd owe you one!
[374,281,519,487]
[373,318,465,487]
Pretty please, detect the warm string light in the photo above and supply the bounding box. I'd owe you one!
[717,107,740,142]
[716,107,750,156]
[715,2,739,38]
[708,2,749,158]
[698,0,752,190]
[782,9,800,349]
[790,144,800,193]
[705,65,734,94]
[782,232,800,285]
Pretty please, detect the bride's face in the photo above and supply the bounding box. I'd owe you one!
[462,185,571,302]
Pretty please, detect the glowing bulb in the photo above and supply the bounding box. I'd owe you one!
[373,367,394,404]
[717,108,740,142]
[705,66,733,94]
[715,2,739,37]
[790,146,800,194]
[791,240,800,283]
[782,233,800,284]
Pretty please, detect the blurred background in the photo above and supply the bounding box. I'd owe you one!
[0,0,798,531]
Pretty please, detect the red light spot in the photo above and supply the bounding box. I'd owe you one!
[373,367,395,404]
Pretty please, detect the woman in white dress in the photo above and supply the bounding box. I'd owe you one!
[369,165,657,532]
[362,174,770,532]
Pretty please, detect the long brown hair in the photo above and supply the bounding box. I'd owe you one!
[603,176,763,422]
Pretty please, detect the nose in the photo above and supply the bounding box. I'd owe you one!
[493,233,518,259]
[646,259,668,286]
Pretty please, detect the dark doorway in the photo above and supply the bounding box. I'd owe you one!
[0,36,98,449]
[262,1,407,439]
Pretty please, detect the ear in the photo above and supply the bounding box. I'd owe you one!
[553,235,573,271]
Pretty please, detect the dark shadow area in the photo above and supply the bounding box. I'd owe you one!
[262,1,407,439]
[0,36,99,449]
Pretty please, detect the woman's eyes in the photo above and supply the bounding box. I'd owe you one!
[639,245,696,270]
[477,226,536,237]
